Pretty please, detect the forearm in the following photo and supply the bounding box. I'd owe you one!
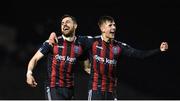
[132,48,160,59]
[27,51,44,74]
[27,58,38,73]
[26,57,39,87]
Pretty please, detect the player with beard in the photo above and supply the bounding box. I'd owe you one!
[26,14,89,100]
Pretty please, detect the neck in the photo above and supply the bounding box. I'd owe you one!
[62,34,76,42]
[102,33,113,43]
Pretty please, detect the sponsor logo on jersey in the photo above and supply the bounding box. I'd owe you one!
[55,55,76,64]
[93,55,117,65]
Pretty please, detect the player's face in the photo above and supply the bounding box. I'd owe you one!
[61,17,77,37]
[101,21,116,39]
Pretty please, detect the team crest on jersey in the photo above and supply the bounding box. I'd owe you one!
[112,46,119,55]
[74,45,80,54]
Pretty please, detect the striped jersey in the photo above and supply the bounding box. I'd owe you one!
[39,36,86,88]
[82,35,160,92]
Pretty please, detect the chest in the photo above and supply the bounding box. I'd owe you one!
[92,42,121,58]
[52,42,83,63]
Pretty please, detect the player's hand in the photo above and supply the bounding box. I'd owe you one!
[48,32,58,46]
[26,71,37,87]
[84,59,91,74]
[160,42,168,52]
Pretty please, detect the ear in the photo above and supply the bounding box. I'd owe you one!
[100,26,105,33]
[74,23,77,29]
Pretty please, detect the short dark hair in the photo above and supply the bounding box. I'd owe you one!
[98,16,114,27]
[61,14,77,24]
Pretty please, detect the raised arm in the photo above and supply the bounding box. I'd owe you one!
[160,42,168,52]
[119,41,168,59]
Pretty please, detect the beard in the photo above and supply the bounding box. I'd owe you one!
[62,28,74,37]
[63,33,71,37]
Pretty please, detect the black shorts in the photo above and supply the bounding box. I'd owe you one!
[88,89,116,100]
[45,86,74,100]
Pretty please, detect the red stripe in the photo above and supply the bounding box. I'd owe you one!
[108,44,114,92]
[50,45,58,87]
[59,40,67,87]
[66,43,75,87]
[78,45,82,56]
[92,41,98,91]
[101,41,106,91]
[118,46,122,56]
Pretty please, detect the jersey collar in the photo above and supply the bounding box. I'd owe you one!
[62,35,76,42]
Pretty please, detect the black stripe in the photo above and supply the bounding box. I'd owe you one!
[105,44,110,92]
[55,38,63,86]
[110,44,116,92]
[64,41,71,87]
[55,45,60,86]
[97,40,101,91]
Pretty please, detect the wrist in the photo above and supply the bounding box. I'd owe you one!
[26,70,32,76]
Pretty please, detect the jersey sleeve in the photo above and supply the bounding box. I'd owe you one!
[79,35,94,50]
[118,41,161,59]
[38,41,52,55]
[78,36,94,61]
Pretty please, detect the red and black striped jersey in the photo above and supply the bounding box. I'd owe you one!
[39,36,86,88]
[82,35,160,92]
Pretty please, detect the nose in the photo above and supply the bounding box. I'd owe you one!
[112,25,116,30]
[63,23,67,26]
[62,22,67,26]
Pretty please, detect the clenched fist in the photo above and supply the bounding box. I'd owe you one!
[160,42,168,52]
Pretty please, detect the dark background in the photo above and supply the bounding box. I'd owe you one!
[0,0,179,100]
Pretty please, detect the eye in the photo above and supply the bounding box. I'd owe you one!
[61,22,64,26]
[110,24,116,27]
[66,20,71,24]
[66,21,69,23]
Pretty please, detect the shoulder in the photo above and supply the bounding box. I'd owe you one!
[93,35,101,41]
[39,40,52,50]
[114,40,128,47]
[77,35,94,43]
[44,40,50,44]
[78,35,93,39]
[43,40,52,47]
[94,35,101,39]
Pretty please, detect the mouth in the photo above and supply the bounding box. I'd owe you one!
[63,26,70,31]
[110,30,115,34]
[110,32,115,34]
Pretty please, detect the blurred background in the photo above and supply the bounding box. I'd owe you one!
[0,0,180,100]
